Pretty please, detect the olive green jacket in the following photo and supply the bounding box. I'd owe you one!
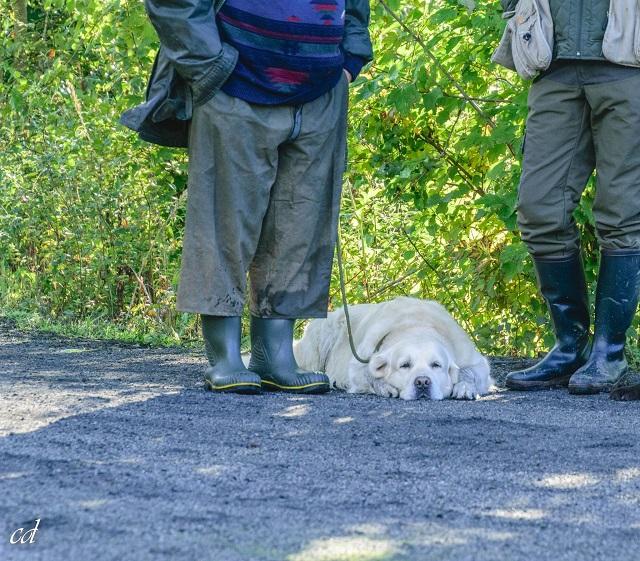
[548,0,609,60]
[500,0,613,61]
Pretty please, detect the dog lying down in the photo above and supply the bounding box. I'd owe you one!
[294,297,493,400]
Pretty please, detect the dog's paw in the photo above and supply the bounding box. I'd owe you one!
[383,387,400,398]
[452,381,478,400]
[371,379,399,398]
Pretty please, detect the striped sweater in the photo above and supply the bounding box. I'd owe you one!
[217,0,365,105]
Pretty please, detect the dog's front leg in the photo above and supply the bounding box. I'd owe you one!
[451,367,479,400]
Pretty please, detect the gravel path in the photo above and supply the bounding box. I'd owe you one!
[1,318,639,561]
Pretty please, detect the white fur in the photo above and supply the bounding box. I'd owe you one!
[294,297,493,401]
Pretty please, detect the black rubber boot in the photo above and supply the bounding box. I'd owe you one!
[248,317,330,394]
[569,251,640,395]
[201,316,262,394]
[506,252,591,390]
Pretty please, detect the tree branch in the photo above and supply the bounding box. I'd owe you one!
[13,0,28,32]
[377,0,517,159]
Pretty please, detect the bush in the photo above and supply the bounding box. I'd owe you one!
[2,0,627,356]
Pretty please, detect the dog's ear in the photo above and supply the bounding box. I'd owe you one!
[368,352,390,379]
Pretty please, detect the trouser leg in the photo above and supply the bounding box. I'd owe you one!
[587,73,640,251]
[507,69,595,389]
[568,73,640,394]
[516,73,595,258]
[176,91,288,316]
[249,74,349,318]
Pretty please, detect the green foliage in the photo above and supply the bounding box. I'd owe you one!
[1,0,191,341]
[335,0,610,356]
[0,0,627,356]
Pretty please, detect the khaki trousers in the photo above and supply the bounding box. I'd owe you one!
[177,76,349,318]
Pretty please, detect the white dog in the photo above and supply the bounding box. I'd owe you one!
[294,297,493,400]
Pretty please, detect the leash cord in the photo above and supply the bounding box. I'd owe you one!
[336,230,370,364]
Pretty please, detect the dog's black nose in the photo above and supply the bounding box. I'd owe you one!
[414,376,431,397]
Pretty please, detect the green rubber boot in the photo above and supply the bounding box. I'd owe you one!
[201,315,262,394]
[248,317,330,394]
[569,251,640,395]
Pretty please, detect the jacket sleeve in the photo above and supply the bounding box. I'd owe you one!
[342,0,374,80]
[143,0,238,105]
[500,0,519,11]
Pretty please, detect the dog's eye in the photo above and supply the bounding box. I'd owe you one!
[400,361,412,369]
[430,362,442,369]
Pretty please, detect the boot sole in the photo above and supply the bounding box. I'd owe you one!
[204,379,262,395]
[568,383,613,396]
[505,376,571,391]
[261,380,330,394]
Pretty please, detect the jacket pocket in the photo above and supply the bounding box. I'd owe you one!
[511,0,554,80]
[602,0,640,67]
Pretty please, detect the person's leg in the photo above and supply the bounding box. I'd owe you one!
[506,67,595,390]
[516,66,596,258]
[177,91,289,392]
[569,72,640,394]
[247,74,350,393]
[587,72,640,255]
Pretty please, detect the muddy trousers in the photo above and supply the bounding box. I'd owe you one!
[517,61,640,257]
[176,76,349,318]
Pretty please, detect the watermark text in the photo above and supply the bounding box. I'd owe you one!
[9,519,40,545]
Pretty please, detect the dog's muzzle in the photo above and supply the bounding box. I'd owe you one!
[414,376,431,399]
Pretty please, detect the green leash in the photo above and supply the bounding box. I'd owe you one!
[336,230,370,364]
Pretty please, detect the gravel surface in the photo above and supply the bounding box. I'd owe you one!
[1,318,639,561]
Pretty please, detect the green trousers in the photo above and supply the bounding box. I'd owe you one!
[517,61,640,257]
[176,76,349,318]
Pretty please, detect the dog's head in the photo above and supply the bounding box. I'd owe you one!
[367,334,458,400]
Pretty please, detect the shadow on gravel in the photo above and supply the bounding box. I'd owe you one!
[2,321,640,561]
[2,385,640,561]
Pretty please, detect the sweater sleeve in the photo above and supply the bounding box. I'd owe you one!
[143,0,238,104]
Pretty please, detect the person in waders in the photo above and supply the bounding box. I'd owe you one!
[501,0,640,397]
[121,0,373,394]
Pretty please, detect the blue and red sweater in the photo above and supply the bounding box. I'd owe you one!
[217,0,366,105]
